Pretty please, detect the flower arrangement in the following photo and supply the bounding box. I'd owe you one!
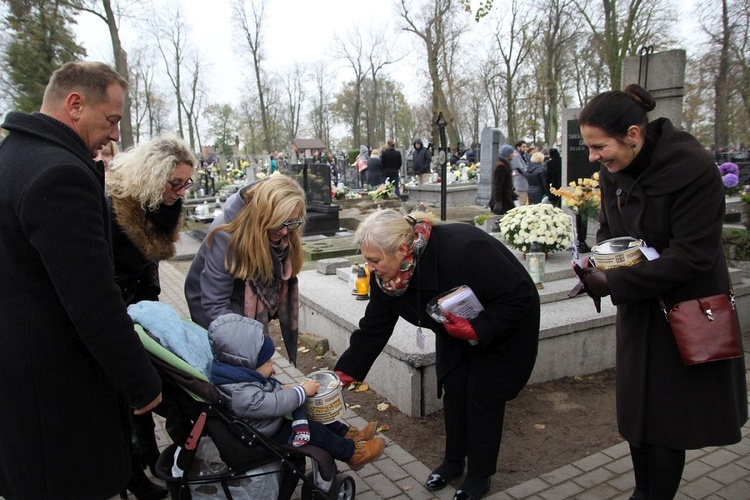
[369,179,395,200]
[231,167,245,180]
[499,203,573,254]
[333,184,349,200]
[550,173,601,220]
[719,162,740,195]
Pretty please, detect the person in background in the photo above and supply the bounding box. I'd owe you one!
[575,83,747,499]
[511,140,529,205]
[525,151,550,204]
[412,138,432,184]
[381,138,403,197]
[334,209,540,500]
[366,148,383,188]
[0,60,162,500]
[356,145,369,187]
[489,145,516,216]
[326,151,339,185]
[97,139,118,171]
[546,149,562,208]
[106,134,196,499]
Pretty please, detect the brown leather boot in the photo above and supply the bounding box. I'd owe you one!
[344,421,377,442]
[347,437,385,471]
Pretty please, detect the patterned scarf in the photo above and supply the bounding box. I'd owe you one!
[244,237,299,365]
[377,218,432,297]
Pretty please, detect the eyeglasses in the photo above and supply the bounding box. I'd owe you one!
[166,178,194,192]
[272,220,304,231]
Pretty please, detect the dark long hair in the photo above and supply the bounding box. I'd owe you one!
[578,84,657,139]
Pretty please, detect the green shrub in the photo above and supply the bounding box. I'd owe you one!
[722,228,750,260]
[474,214,489,225]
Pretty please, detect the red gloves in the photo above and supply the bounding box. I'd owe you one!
[334,370,355,388]
[443,312,479,342]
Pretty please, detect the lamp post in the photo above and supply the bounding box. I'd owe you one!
[437,112,447,221]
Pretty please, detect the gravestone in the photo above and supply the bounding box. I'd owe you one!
[621,48,686,127]
[476,127,506,208]
[289,164,341,236]
[561,108,599,187]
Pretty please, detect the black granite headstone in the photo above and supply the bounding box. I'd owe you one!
[566,119,599,183]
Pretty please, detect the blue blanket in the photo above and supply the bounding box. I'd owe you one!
[128,301,212,378]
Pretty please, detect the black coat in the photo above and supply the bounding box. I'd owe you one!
[110,196,183,305]
[546,152,562,207]
[380,147,402,179]
[366,156,383,186]
[0,112,162,499]
[489,157,515,215]
[335,223,539,400]
[598,118,747,449]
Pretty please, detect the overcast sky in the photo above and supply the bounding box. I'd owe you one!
[73,0,703,138]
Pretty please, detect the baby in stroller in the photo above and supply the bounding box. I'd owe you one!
[207,314,385,471]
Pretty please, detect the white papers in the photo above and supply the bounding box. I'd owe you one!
[427,285,484,323]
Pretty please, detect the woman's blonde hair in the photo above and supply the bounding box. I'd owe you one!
[208,175,306,285]
[106,134,196,211]
[530,151,545,164]
[354,209,437,256]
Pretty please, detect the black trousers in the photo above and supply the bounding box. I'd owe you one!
[629,442,685,499]
[442,357,507,478]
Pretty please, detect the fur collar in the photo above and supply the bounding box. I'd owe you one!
[111,196,182,261]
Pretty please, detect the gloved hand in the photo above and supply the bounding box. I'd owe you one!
[580,266,610,297]
[334,370,355,388]
[443,312,479,342]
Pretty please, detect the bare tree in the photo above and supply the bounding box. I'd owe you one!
[75,0,136,148]
[573,0,676,89]
[489,0,535,141]
[334,27,369,147]
[150,3,188,140]
[532,0,578,146]
[400,0,467,147]
[309,62,331,147]
[232,0,272,153]
[280,64,306,146]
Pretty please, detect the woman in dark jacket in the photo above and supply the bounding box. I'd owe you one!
[106,134,196,499]
[546,149,562,207]
[366,148,383,187]
[334,209,539,499]
[525,151,550,204]
[576,84,747,499]
[489,145,516,215]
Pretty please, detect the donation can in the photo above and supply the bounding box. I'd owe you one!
[303,370,346,424]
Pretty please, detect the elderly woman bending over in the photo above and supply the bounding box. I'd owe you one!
[334,209,540,500]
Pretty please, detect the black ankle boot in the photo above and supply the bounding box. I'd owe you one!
[122,467,167,500]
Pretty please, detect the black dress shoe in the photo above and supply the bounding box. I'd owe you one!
[425,470,463,491]
[453,490,477,500]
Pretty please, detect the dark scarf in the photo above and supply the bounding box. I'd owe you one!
[210,359,280,388]
[377,219,432,297]
[147,199,183,233]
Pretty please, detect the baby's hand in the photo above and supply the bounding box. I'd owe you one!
[301,379,320,397]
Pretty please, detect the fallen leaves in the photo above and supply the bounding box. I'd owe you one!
[376,424,390,433]
[353,383,369,393]
[534,423,546,430]
[376,402,390,411]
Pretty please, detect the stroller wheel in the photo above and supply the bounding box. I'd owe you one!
[331,474,355,500]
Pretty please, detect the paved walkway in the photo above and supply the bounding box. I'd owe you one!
[156,260,750,499]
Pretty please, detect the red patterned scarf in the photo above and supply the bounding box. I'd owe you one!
[377,218,431,297]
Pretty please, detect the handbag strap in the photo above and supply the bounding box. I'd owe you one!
[658,267,735,321]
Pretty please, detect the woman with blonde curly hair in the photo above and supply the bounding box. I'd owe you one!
[105,133,195,499]
[185,174,306,363]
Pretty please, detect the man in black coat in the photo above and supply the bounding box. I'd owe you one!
[0,61,162,500]
[380,138,403,196]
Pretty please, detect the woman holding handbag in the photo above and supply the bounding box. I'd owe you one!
[574,84,747,499]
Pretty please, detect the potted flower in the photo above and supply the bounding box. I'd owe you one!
[550,173,600,252]
[499,203,573,254]
[719,162,740,196]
